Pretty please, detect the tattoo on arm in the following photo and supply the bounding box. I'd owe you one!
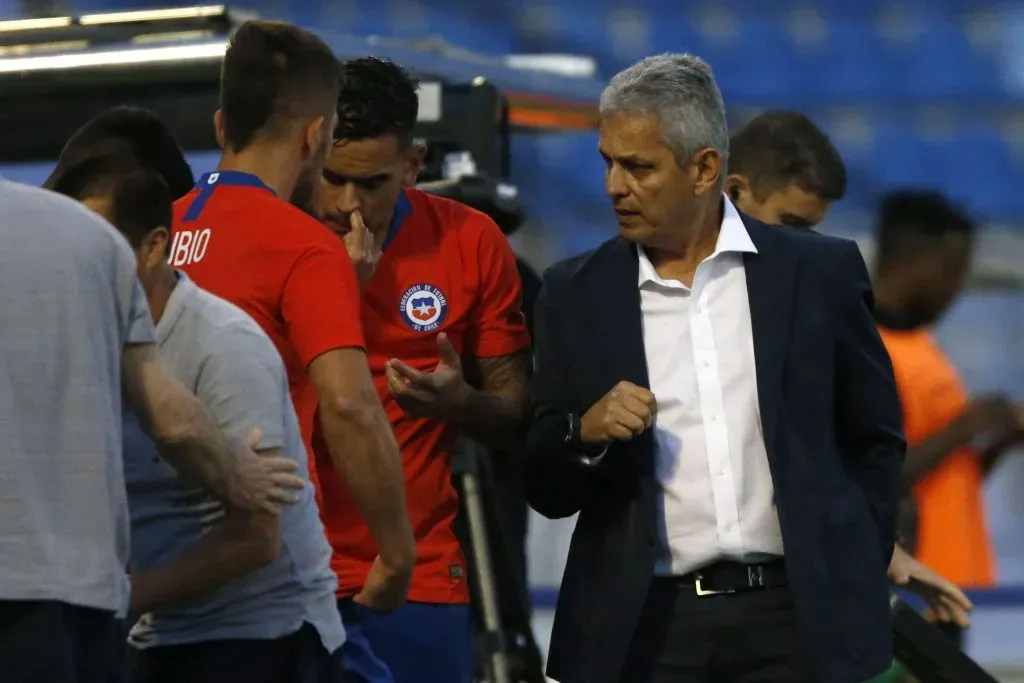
[457,349,532,448]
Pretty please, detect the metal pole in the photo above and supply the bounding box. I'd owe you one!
[460,442,512,683]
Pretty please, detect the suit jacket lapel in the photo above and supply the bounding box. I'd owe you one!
[743,219,798,459]
[581,238,650,392]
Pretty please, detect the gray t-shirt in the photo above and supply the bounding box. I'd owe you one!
[0,179,155,614]
[124,274,343,652]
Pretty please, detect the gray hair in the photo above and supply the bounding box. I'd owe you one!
[600,54,729,170]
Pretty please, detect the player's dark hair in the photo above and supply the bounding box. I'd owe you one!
[875,190,974,275]
[729,110,847,201]
[335,57,419,147]
[51,155,173,251]
[220,20,341,152]
[45,106,194,199]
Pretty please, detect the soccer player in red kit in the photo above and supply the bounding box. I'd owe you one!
[171,23,415,613]
[312,58,532,683]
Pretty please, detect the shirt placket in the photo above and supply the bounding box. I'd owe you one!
[690,258,745,554]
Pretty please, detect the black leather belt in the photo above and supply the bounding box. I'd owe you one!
[666,559,788,597]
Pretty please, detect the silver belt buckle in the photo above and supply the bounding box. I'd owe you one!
[694,574,734,597]
[748,565,766,588]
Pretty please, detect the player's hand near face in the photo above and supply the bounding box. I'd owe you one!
[386,333,472,420]
[342,210,383,291]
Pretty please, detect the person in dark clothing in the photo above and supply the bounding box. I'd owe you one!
[492,255,542,598]
[516,257,542,341]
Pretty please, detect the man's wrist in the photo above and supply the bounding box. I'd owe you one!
[379,544,416,574]
[445,380,475,418]
[565,412,607,455]
[221,445,250,510]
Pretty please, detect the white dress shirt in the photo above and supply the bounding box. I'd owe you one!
[639,197,784,576]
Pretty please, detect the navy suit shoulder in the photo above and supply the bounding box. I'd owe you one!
[744,220,874,314]
[747,218,865,263]
[541,237,625,286]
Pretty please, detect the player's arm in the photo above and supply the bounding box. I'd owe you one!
[309,350,414,562]
[903,396,1016,487]
[128,328,289,613]
[978,419,1024,477]
[457,222,532,447]
[454,351,532,448]
[129,473,281,614]
[286,244,415,583]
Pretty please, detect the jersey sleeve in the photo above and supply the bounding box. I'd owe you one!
[463,216,531,358]
[281,238,365,368]
[194,325,288,450]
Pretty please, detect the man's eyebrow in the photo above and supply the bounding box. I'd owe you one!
[322,168,390,183]
[598,150,650,165]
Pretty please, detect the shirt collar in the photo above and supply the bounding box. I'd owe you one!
[382,189,412,252]
[637,195,756,286]
[156,271,196,344]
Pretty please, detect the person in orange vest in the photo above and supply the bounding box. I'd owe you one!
[869,190,1024,648]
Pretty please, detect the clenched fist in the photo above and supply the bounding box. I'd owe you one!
[579,381,656,447]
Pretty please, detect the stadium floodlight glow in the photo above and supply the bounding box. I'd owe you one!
[0,17,74,33]
[79,5,226,26]
[0,40,227,74]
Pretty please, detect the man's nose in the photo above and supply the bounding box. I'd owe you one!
[606,166,628,198]
[334,183,361,215]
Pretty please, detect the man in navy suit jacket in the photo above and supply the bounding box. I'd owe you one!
[525,55,905,683]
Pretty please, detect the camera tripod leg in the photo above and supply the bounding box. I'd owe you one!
[461,462,512,683]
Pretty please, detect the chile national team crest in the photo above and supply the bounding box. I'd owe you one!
[399,284,449,332]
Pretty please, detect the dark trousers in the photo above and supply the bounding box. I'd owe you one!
[129,623,344,683]
[620,578,813,683]
[0,600,118,683]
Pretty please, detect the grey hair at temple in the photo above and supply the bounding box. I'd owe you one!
[600,53,730,181]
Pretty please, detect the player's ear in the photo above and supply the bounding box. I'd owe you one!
[725,173,752,205]
[213,110,226,150]
[143,227,171,272]
[402,140,427,186]
[304,115,326,160]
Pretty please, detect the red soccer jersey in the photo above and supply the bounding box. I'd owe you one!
[172,171,365,480]
[315,188,530,603]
